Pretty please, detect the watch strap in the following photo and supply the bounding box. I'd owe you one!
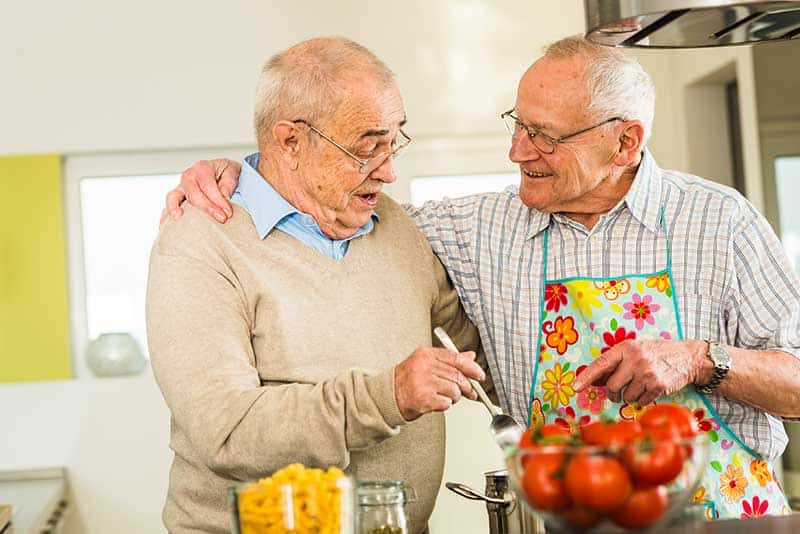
[696,341,731,395]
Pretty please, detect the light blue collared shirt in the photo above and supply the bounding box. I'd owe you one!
[231,153,377,260]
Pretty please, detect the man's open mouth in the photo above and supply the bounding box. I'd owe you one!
[523,169,552,179]
[355,192,379,206]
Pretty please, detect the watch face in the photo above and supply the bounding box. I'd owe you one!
[710,343,732,367]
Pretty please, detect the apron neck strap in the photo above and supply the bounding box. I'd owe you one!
[660,206,672,268]
[541,205,671,273]
[542,227,550,282]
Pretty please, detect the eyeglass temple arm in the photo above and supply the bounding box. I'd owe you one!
[557,117,625,142]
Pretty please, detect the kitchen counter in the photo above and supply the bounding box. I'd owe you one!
[661,512,800,533]
[0,468,68,533]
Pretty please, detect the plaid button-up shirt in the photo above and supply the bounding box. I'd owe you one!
[407,150,800,461]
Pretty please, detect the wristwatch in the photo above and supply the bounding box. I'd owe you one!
[696,341,732,395]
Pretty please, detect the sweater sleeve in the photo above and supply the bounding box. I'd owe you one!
[146,222,406,482]
[428,251,497,405]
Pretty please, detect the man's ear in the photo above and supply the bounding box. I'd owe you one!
[614,120,645,166]
[272,120,303,170]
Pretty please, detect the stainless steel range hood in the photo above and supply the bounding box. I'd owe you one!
[585,0,800,48]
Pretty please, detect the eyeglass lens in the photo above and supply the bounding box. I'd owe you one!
[503,114,556,154]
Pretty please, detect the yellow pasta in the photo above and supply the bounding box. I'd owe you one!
[237,463,348,534]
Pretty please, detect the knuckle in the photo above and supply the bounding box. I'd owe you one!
[182,168,198,186]
[445,382,459,399]
[448,368,461,383]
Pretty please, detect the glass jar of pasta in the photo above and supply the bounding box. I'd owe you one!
[356,481,414,534]
[230,463,355,534]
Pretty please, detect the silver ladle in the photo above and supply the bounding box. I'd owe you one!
[433,327,523,452]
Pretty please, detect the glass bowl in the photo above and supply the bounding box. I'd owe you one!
[505,434,711,532]
[229,464,355,534]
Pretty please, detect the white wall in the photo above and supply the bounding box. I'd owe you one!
[753,40,800,231]
[651,45,765,210]
[1,0,585,156]
[0,371,172,533]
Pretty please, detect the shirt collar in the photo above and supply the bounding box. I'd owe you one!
[622,148,664,234]
[233,153,379,240]
[525,148,663,239]
[526,209,552,240]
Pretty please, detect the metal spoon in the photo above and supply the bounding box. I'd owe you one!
[433,327,523,452]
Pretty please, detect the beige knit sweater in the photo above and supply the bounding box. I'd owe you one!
[146,194,480,533]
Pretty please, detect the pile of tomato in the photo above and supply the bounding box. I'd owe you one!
[516,404,700,530]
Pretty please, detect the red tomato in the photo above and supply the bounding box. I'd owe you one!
[518,424,572,468]
[521,451,571,511]
[560,505,604,529]
[580,420,642,447]
[540,423,573,440]
[640,404,699,438]
[518,423,571,448]
[564,452,632,512]
[518,428,538,449]
[609,485,668,529]
[621,430,686,486]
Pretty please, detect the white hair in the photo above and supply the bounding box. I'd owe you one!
[253,37,395,148]
[544,35,656,144]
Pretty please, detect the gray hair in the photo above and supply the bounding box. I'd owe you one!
[253,37,395,147]
[543,35,656,144]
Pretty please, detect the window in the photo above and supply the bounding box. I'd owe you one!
[409,172,518,206]
[775,156,800,272]
[79,175,177,357]
[65,148,251,377]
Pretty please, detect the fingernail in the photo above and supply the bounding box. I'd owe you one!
[213,212,226,223]
[170,210,180,220]
[224,206,233,217]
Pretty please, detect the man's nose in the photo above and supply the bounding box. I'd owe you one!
[370,155,397,184]
[508,134,542,163]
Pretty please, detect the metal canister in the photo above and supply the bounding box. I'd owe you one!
[446,469,544,534]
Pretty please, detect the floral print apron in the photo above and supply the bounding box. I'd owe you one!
[528,216,791,520]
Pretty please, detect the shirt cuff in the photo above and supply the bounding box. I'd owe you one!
[365,366,407,428]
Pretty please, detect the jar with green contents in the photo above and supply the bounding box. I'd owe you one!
[356,481,414,534]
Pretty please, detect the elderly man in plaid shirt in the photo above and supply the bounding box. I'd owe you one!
[165,35,800,519]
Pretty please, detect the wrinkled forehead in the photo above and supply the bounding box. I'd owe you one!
[515,56,593,130]
[329,79,406,139]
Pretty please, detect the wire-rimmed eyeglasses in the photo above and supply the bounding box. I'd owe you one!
[500,109,624,154]
[293,119,412,174]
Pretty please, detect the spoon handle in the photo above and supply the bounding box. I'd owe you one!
[433,327,498,416]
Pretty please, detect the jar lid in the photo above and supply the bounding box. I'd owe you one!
[357,481,409,506]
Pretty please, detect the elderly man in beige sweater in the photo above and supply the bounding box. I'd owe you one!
[146,37,485,534]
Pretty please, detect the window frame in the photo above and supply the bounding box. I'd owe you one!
[64,147,252,378]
